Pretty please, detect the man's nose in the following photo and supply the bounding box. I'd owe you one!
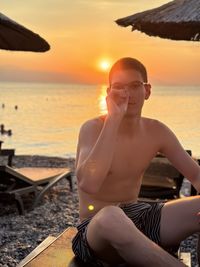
[126,87,135,97]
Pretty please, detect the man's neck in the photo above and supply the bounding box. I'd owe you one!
[119,115,142,134]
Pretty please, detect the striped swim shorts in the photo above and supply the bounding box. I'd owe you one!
[72,202,164,267]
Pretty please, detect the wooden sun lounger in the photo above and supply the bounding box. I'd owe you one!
[139,150,194,201]
[18,227,191,267]
[0,165,73,214]
[0,145,74,214]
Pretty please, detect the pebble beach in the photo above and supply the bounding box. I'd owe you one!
[0,155,79,267]
[0,155,199,267]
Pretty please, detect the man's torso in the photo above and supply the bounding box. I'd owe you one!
[78,116,163,220]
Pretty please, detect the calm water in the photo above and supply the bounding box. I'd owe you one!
[0,82,200,158]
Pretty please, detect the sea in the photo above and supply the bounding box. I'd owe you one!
[1,82,200,159]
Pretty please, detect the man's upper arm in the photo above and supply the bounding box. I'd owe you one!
[158,121,199,181]
[75,118,102,172]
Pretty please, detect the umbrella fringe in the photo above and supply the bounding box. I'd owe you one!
[117,20,200,41]
[115,0,200,42]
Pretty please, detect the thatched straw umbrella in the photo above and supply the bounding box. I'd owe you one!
[116,0,200,41]
[0,12,50,52]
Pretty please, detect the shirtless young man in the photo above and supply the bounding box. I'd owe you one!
[72,57,200,267]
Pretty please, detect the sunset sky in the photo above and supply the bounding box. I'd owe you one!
[1,0,200,85]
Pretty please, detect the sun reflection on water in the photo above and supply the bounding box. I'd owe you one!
[98,84,107,115]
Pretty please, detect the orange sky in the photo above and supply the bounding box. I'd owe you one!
[1,0,200,85]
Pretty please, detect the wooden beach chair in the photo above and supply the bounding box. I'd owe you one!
[139,150,193,202]
[0,148,74,214]
[0,165,73,214]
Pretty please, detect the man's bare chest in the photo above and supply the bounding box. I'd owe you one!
[109,136,158,177]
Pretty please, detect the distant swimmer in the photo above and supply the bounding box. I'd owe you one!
[0,124,5,133]
[7,129,12,136]
[0,124,12,136]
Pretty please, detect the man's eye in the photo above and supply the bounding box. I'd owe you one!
[130,82,141,90]
[113,84,123,90]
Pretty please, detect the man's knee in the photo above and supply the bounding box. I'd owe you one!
[181,196,200,220]
[187,195,200,229]
[90,205,134,239]
[161,195,200,246]
[88,205,137,249]
[86,206,131,263]
[95,205,126,230]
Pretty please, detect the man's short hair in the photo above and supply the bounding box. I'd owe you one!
[109,57,148,83]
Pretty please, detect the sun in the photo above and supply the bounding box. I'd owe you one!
[99,59,111,72]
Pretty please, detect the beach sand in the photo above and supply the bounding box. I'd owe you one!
[0,155,198,266]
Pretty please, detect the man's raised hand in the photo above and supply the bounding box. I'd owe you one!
[106,89,129,119]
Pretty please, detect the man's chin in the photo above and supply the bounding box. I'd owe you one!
[124,111,137,118]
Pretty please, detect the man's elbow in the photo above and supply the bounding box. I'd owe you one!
[76,171,100,194]
[76,165,102,194]
[78,179,100,194]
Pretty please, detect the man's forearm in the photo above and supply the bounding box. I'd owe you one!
[76,115,121,194]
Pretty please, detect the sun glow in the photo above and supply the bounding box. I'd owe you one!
[98,59,111,72]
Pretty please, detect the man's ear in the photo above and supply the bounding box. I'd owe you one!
[145,84,151,100]
[106,86,111,95]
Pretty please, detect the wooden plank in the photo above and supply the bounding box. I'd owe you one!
[17,236,56,267]
[15,167,70,183]
[0,166,70,186]
[22,227,79,267]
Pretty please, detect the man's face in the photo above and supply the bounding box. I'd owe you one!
[108,69,151,117]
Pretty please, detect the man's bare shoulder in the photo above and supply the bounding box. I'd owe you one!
[142,117,174,140]
[142,117,179,151]
[80,115,105,132]
[142,117,167,130]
